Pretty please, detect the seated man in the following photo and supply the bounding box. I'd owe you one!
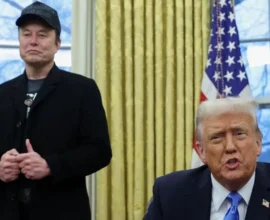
[144,97,270,220]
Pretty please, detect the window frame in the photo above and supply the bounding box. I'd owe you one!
[209,0,270,107]
[0,0,72,79]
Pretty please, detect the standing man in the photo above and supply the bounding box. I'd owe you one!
[144,97,270,220]
[0,1,112,220]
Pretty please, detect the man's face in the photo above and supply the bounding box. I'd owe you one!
[196,112,262,190]
[19,21,60,66]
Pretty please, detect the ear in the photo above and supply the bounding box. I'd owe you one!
[56,39,61,48]
[255,132,262,156]
[55,39,61,52]
[195,141,207,164]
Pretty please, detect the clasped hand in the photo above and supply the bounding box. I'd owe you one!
[0,139,50,182]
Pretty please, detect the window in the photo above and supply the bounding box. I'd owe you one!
[0,0,72,84]
[235,0,270,162]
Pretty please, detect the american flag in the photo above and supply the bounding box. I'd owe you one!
[191,0,252,168]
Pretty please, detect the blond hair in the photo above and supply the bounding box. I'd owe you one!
[195,97,261,141]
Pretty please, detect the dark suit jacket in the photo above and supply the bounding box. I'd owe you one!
[0,64,112,220]
[144,162,270,220]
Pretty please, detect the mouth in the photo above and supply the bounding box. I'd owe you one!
[225,158,239,169]
[27,50,40,54]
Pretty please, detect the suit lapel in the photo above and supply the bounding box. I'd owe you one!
[11,74,28,123]
[183,167,212,220]
[245,163,270,220]
[29,65,61,113]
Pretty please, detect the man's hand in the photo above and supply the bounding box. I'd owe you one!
[17,139,51,180]
[0,149,20,182]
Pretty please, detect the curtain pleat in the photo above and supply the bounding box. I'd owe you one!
[95,1,211,219]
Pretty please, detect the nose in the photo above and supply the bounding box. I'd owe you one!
[30,35,38,45]
[225,134,237,154]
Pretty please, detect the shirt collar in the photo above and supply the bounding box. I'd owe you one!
[211,171,255,211]
[238,171,255,205]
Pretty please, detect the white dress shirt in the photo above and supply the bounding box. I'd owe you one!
[210,172,255,220]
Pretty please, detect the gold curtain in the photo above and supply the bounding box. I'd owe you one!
[95,0,210,219]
